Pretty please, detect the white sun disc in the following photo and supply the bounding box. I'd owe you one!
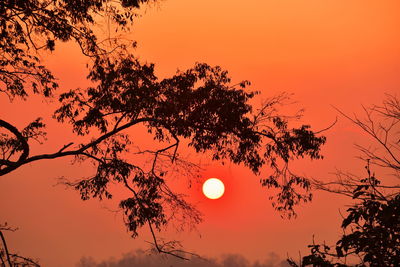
[202,178,225,199]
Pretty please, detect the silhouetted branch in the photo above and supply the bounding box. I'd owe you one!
[299,96,400,266]
[314,116,338,134]
[9,254,40,267]
[0,117,161,176]
[0,119,29,175]
[121,175,193,260]
[58,142,74,153]
[333,105,400,168]
[0,230,12,267]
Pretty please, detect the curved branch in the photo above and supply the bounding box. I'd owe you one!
[314,116,337,134]
[0,117,164,176]
[0,119,29,176]
[9,254,40,267]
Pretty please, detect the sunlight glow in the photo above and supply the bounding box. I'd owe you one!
[202,178,225,199]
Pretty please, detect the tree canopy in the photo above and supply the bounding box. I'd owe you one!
[289,95,400,267]
[1,0,327,265]
[1,0,155,99]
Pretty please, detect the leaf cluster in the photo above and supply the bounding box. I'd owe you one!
[0,0,152,99]
[1,0,327,260]
[290,166,400,267]
[53,55,326,218]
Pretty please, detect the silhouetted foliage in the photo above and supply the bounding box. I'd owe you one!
[289,95,400,267]
[1,0,327,264]
[0,0,153,99]
[289,167,400,267]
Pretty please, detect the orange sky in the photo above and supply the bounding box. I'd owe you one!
[1,0,400,266]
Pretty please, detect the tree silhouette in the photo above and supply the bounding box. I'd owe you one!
[1,0,154,100]
[289,95,400,267]
[1,0,326,265]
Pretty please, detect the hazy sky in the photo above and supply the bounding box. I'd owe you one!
[1,0,400,266]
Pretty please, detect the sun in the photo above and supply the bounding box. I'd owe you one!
[202,178,225,199]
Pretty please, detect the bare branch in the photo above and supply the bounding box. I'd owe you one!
[0,230,12,267]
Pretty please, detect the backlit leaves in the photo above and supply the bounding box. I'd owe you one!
[0,0,152,99]
[54,54,326,223]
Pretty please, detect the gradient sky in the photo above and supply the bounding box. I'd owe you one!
[1,0,400,266]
